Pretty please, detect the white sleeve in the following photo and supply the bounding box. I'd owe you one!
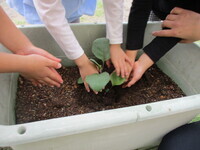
[103,0,124,44]
[33,0,84,60]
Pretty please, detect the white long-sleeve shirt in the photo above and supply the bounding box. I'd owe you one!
[33,0,124,60]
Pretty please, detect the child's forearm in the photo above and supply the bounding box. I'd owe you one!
[0,52,27,73]
[0,7,33,54]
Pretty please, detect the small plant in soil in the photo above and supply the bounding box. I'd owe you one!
[15,38,186,124]
[78,38,126,92]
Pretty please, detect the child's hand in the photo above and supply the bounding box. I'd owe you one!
[123,50,138,79]
[16,46,61,63]
[20,54,63,87]
[16,46,62,86]
[78,61,99,93]
[110,44,133,78]
[75,54,99,93]
[124,53,154,87]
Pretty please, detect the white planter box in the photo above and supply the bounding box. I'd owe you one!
[0,23,200,150]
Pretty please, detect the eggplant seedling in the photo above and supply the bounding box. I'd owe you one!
[78,38,126,92]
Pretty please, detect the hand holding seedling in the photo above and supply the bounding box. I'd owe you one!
[124,53,154,87]
[109,44,133,79]
[75,53,99,93]
[78,38,127,92]
[20,54,63,87]
[125,50,138,76]
[153,7,200,43]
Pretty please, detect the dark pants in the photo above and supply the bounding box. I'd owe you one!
[158,121,200,150]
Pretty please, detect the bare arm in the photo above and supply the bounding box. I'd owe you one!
[0,53,28,73]
[103,0,133,78]
[0,52,62,87]
[0,7,33,53]
[0,6,63,87]
[33,0,98,92]
[0,6,62,62]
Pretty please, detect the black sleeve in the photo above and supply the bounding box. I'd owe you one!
[126,0,152,50]
[143,36,181,62]
[126,0,182,62]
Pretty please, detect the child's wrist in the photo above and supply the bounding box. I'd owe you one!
[10,55,28,73]
[110,44,121,48]
[75,53,91,68]
[17,56,30,73]
[126,50,138,60]
[138,53,154,70]
[110,44,122,53]
[13,44,35,55]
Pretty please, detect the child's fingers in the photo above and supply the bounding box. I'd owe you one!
[114,63,120,76]
[106,59,112,68]
[43,77,61,87]
[125,65,133,79]
[119,61,126,78]
[47,69,63,86]
[31,79,41,87]
[84,82,90,92]
[29,79,38,86]
[127,77,138,87]
[37,48,61,62]
[122,57,133,79]
[83,81,98,94]
[124,71,140,87]
[49,68,63,84]
[125,56,134,67]
[37,79,47,86]
[118,62,123,78]
[124,61,132,79]
[47,59,62,69]
[45,53,61,63]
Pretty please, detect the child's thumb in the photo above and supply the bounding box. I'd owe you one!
[48,60,62,69]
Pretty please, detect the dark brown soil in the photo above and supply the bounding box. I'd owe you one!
[16,65,185,124]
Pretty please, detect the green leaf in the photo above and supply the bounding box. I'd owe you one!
[77,77,84,84]
[110,72,126,86]
[85,72,110,92]
[90,58,102,71]
[92,38,110,62]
